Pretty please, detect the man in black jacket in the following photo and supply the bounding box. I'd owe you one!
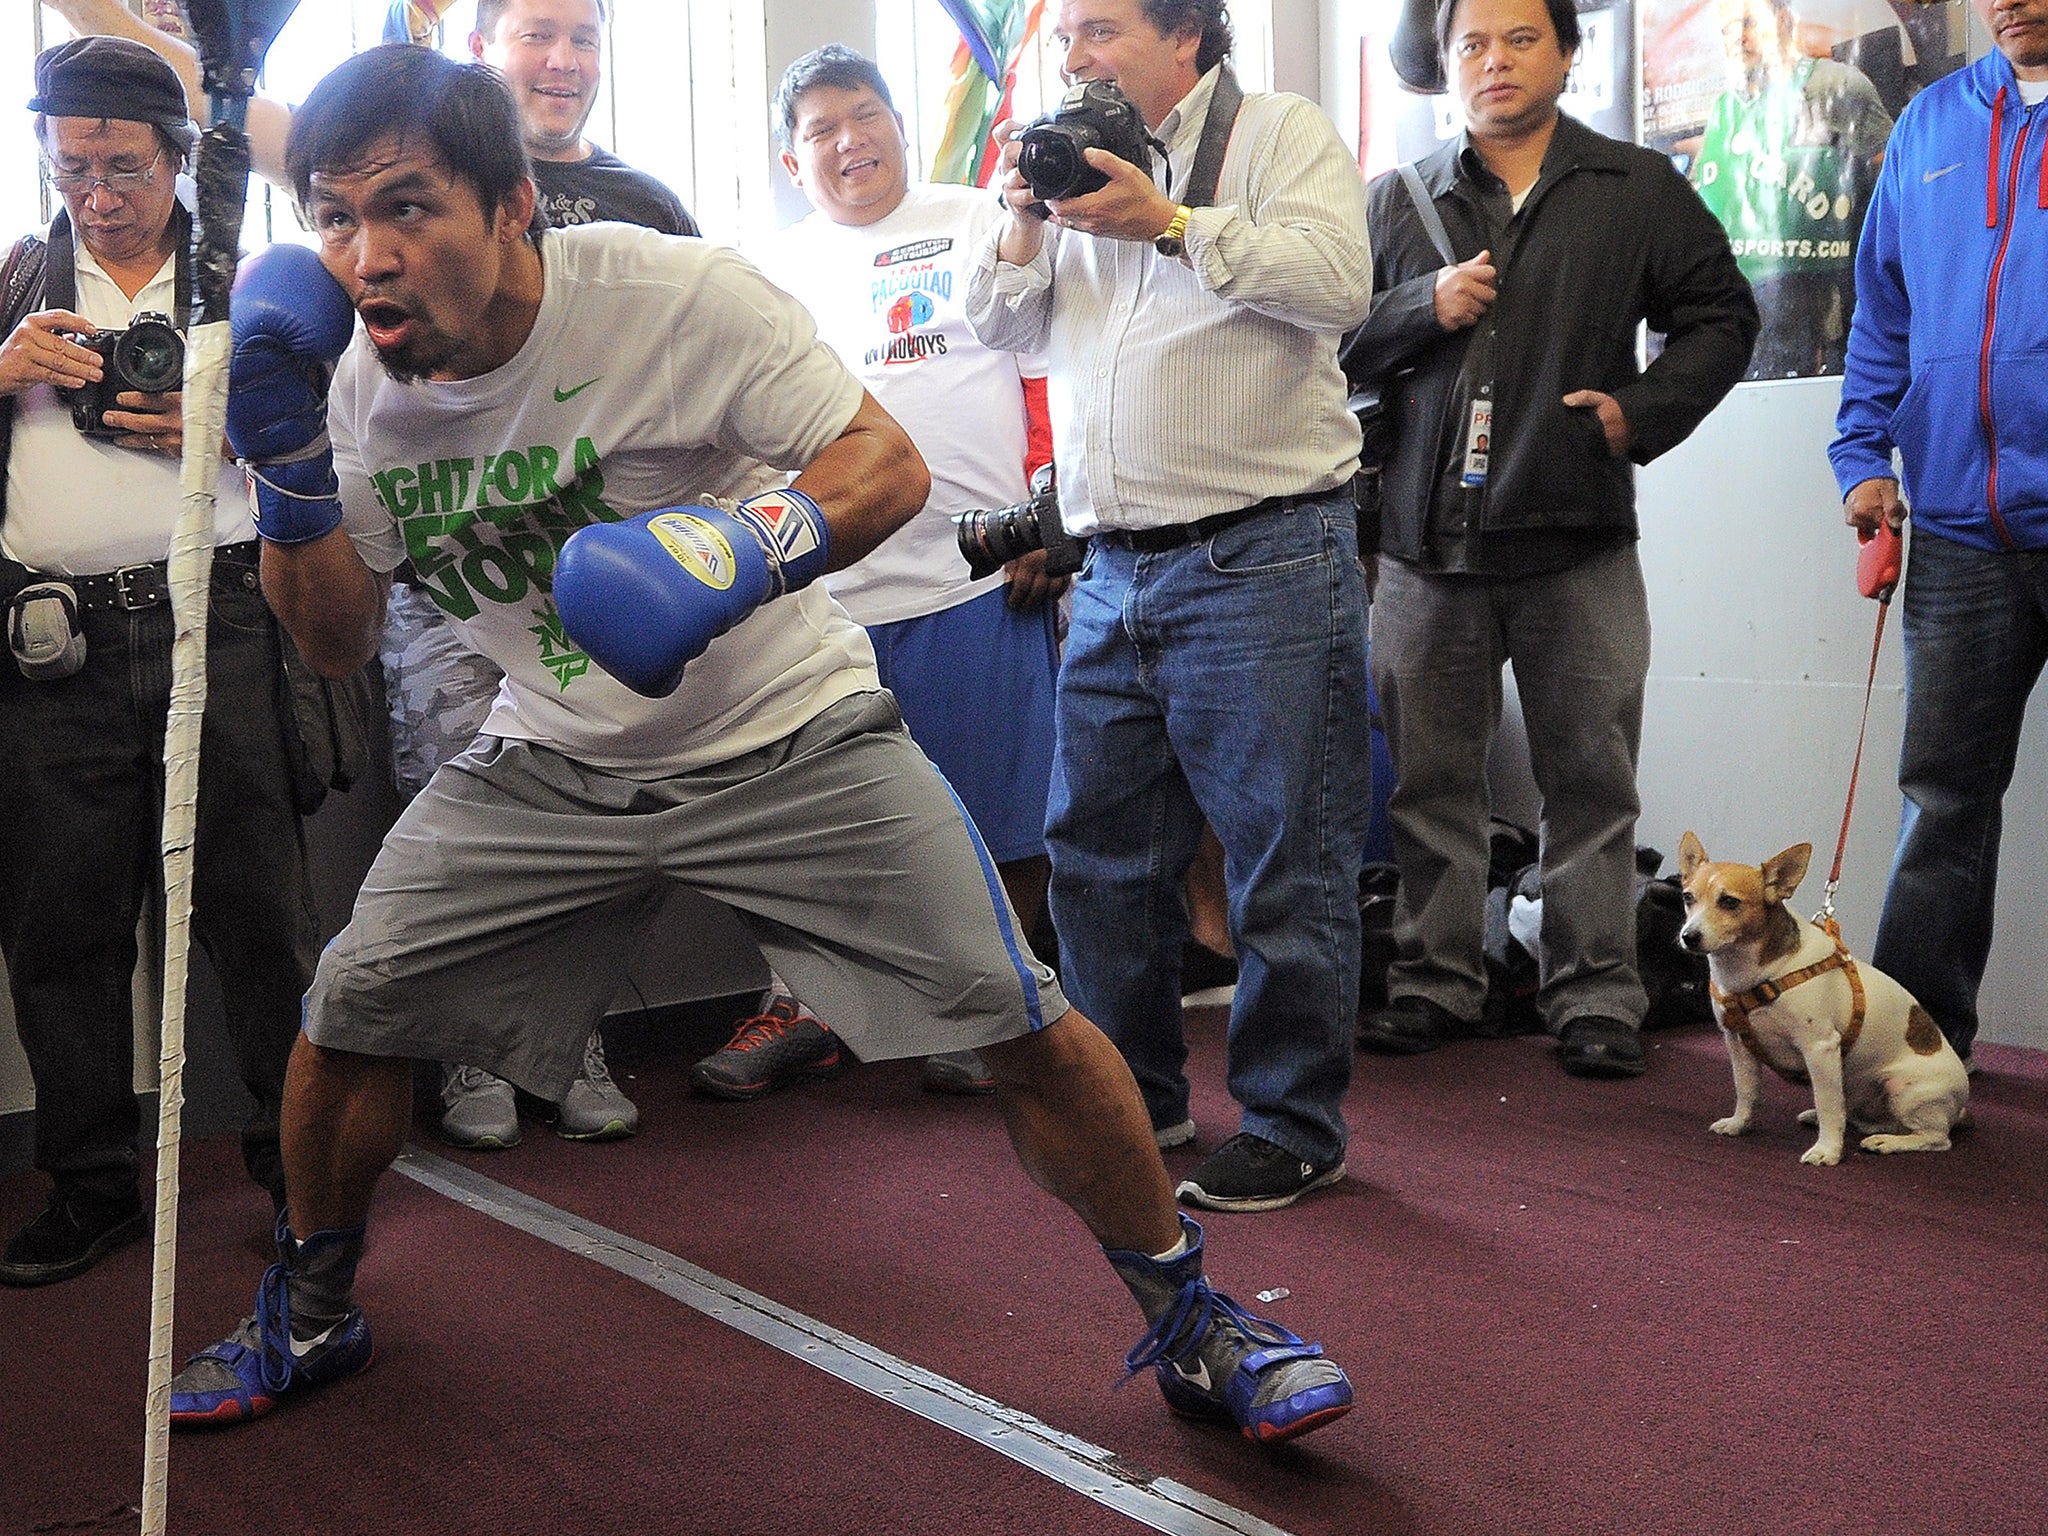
[1345,0,1756,1076]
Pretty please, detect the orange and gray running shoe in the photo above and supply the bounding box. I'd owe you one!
[688,994,845,1101]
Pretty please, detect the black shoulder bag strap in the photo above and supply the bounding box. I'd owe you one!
[1348,162,1458,548]
[0,231,52,524]
[1396,162,1457,264]
[1177,66,1244,210]
[0,234,48,331]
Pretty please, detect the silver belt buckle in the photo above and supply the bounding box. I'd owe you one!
[113,562,167,610]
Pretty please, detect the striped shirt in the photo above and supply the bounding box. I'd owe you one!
[966,66,1372,535]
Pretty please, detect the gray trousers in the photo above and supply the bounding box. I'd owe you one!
[1370,544,1650,1030]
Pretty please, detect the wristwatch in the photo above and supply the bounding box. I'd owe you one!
[1154,204,1192,258]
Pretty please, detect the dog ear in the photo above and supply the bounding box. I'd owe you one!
[1678,830,1706,878]
[1761,843,1814,903]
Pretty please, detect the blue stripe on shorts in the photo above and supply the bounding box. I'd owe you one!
[931,770,1046,1033]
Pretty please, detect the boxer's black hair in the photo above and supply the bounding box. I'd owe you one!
[287,45,532,223]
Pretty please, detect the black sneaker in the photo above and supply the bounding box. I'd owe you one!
[1174,1132,1345,1213]
[689,995,845,1101]
[920,1049,997,1095]
[1357,995,1475,1055]
[1180,940,1239,997]
[0,1187,147,1287]
[1556,1015,1648,1079]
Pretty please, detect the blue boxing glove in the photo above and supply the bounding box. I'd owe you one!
[228,243,355,544]
[553,489,831,698]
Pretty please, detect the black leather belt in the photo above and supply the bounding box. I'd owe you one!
[61,541,262,614]
[1105,491,1326,553]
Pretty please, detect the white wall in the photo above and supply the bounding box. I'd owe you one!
[1634,380,2048,1050]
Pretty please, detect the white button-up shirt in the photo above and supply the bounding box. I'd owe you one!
[966,66,1372,535]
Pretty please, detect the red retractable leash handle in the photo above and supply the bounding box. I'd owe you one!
[1823,520,1902,927]
[1857,519,1902,603]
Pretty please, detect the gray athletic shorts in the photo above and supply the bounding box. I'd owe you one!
[304,691,1067,1099]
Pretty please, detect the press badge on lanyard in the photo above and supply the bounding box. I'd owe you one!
[1460,397,1492,488]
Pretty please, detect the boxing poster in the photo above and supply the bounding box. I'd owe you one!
[1643,0,1966,380]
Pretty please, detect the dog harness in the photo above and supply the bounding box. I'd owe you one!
[1709,921,1867,1072]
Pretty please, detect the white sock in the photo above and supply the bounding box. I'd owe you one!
[1150,1231,1192,1263]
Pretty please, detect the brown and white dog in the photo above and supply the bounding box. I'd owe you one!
[1676,832,1970,1165]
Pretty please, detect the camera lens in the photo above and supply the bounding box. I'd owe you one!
[115,319,183,395]
[1019,125,1107,202]
[954,500,1047,580]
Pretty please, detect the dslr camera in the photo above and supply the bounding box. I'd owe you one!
[1016,80,1154,205]
[63,311,184,438]
[954,464,1085,581]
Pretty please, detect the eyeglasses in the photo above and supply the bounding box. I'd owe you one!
[43,154,165,198]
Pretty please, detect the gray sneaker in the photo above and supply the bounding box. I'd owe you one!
[556,1030,639,1141]
[439,1064,520,1150]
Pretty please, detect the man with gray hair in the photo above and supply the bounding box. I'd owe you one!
[0,36,317,1286]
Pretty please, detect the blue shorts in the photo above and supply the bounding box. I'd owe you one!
[866,585,1058,865]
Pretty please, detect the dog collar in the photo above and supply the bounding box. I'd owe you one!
[1710,927,1867,1066]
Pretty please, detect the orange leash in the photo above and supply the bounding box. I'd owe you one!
[1820,599,1890,925]
[1822,522,1901,926]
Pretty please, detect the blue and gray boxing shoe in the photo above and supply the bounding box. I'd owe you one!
[169,1218,373,1428]
[1105,1213,1354,1444]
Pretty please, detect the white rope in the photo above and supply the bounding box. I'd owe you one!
[140,317,233,1536]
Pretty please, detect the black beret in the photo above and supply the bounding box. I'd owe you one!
[28,36,191,130]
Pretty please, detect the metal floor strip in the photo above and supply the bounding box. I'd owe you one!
[395,1147,1295,1536]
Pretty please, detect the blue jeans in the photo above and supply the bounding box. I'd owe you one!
[1872,528,2048,1056]
[1046,496,1369,1167]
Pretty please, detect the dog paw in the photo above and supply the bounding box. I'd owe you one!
[1709,1116,1749,1137]
[1800,1143,1843,1166]
[1861,1133,1951,1154]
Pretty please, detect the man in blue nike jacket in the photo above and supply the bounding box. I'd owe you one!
[1829,0,2048,1064]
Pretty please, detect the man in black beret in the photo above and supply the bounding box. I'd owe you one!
[0,34,320,1286]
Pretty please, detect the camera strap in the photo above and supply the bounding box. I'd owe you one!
[2,207,193,524]
[1176,66,1244,210]
[40,206,194,327]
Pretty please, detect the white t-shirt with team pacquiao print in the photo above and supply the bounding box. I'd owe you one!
[329,222,878,776]
[755,182,1041,627]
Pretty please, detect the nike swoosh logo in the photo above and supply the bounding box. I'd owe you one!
[553,377,601,402]
[1172,1358,1213,1392]
[1923,163,1963,183]
[288,1321,337,1358]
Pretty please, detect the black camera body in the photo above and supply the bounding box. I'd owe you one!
[954,464,1086,581]
[1017,80,1153,204]
[63,311,184,437]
